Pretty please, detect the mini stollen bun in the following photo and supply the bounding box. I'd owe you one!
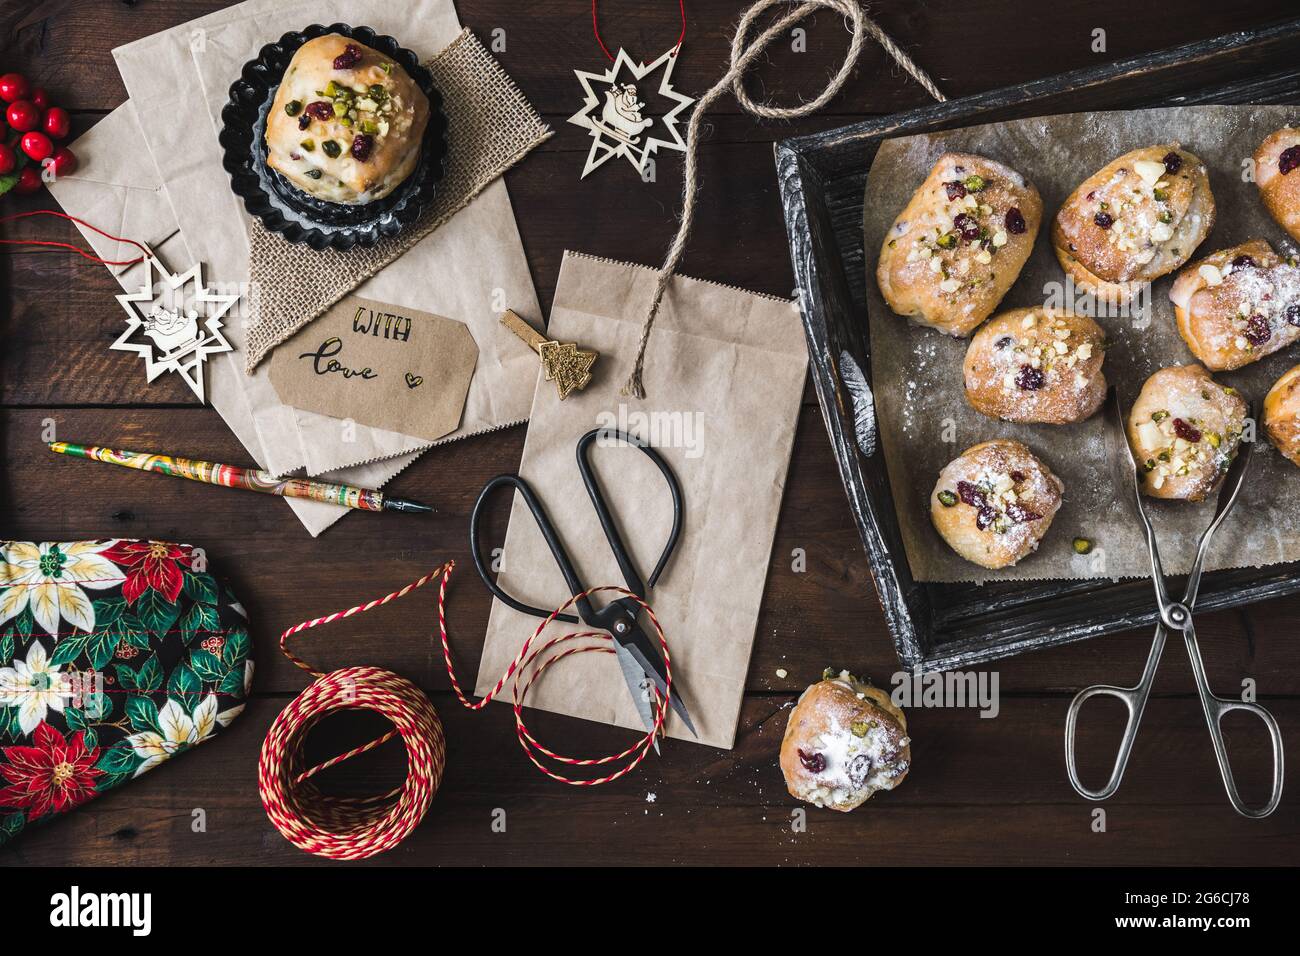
[1170,238,1300,371]
[266,34,430,205]
[930,439,1064,569]
[1053,144,1214,303]
[877,152,1042,337]
[1126,364,1247,500]
[780,671,911,812]
[1254,127,1300,243]
[1264,363,1300,466]
[963,307,1107,424]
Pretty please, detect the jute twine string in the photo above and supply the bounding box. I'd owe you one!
[621,0,945,398]
[259,561,673,859]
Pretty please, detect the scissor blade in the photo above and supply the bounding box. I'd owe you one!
[613,641,660,753]
[621,631,698,738]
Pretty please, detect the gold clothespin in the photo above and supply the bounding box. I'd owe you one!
[500,310,598,400]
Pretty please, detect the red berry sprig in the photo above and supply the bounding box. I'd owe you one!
[0,71,77,197]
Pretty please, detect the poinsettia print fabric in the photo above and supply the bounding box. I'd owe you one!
[0,540,252,845]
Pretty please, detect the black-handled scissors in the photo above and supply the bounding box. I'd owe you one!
[470,428,696,742]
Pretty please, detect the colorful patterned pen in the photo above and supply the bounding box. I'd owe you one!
[47,442,432,514]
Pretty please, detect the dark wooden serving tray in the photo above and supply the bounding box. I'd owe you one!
[776,17,1300,671]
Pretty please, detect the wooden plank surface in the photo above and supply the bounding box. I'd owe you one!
[1,0,1297,867]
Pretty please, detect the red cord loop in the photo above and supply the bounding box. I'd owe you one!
[592,0,687,62]
[261,561,675,857]
[0,209,151,266]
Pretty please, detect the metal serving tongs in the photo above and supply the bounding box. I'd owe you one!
[1065,390,1284,818]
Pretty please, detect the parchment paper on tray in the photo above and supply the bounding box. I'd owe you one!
[863,105,1300,583]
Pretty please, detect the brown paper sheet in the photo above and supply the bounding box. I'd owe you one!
[269,295,478,442]
[864,105,1300,583]
[475,252,808,749]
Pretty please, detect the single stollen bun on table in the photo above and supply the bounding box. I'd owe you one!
[1169,238,1300,371]
[1126,364,1247,501]
[1053,145,1214,303]
[877,152,1042,337]
[963,307,1107,424]
[1253,127,1300,243]
[780,670,910,812]
[1264,363,1300,466]
[266,35,430,205]
[930,439,1064,569]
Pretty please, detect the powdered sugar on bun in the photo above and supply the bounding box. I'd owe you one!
[780,672,911,812]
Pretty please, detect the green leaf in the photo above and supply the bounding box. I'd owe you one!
[114,664,138,692]
[125,694,160,734]
[223,628,250,668]
[64,707,87,731]
[0,629,11,666]
[85,627,120,671]
[0,811,25,846]
[136,655,163,692]
[81,726,98,750]
[135,587,182,639]
[83,688,111,721]
[94,744,139,776]
[119,613,151,649]
[92,596,127,628]
[13,607,35,641]
[180,601,220,638]
[95,770,131,793]
[0,152,26,199]
[182,571,218,605]
[188,648,226,682]
[168,663,201,711]
[0,706,20,741]
[219,664,248,697]
[49,631,91,667]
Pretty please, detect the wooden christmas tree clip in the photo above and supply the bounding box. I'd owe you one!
[500,310,597,400]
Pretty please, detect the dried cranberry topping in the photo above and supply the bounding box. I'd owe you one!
[1244,314,1272,346]
[351,133,374,162]
[1229,255,1256,274]
[1162,151,1183,174]
[956,480,987,508]
[332,43,363,70]
[953,212,980,242]
[975,506,998,531]
[1005,207,1026,235]
[1006,503,1042,523]
[944,180,966,201]
[845,754,873,788]
[1172,418,1202,443]
[304,100,334,121]
[1280,145,1300,176]
[1285,304,1300,327]
[1016,364,1046,390]
[1009,470,1026,482]
[994,335,1014,350]
[798,749,826,774]
[1094,211,1114,230]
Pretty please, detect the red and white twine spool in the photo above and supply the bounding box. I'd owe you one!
[259,560,675,858]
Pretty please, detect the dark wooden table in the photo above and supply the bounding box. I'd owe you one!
[2,0,1296,867]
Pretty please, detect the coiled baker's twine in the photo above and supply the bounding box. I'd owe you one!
[259,560,673,859]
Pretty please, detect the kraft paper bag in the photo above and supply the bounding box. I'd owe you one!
[475,252,809,749]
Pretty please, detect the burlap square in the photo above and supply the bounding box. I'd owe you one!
[245,29,550,370]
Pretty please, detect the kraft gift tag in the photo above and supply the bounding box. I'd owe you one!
[269,296,479,443]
